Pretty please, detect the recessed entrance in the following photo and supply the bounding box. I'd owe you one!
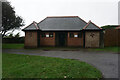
[55,32,67,46]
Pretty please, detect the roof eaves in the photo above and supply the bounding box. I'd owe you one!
[41,29,81,31]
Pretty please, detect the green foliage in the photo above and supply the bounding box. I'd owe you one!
[14,33,20,38]
[88,46,119,52]
[4,32,20,38]
[3,53,102,78]
[8,33,14,38]
[94,47,120,52]
[101,25,119,29]
[2,1,24,37]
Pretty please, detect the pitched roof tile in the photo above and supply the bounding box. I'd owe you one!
[23,16,102,31]
[38,16,87,31]
[83,21,102,30]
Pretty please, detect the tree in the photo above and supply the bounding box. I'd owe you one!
[14,33,20,38]
[1,1,24,37]
[8,33,14,38]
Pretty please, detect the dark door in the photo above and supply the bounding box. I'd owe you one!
[56,32,67,46]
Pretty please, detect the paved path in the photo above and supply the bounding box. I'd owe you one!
[3,49,119,78]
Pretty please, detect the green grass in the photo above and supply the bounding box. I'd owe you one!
[92,47,120,52]
[2,43,24,49]
[3,53,102,78]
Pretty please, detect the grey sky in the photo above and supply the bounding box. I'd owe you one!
[7,0,119,36]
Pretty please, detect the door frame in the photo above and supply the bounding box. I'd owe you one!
[55,32,67,47]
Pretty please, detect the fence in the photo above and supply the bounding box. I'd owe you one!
[104,29,120,47]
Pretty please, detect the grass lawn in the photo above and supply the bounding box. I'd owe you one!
[2,43,24,49]
[3,53,102,78]
[92,47,120,53]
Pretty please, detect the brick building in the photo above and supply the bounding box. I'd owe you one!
[23,16,103,48]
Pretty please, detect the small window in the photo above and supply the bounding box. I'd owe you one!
[46,34,49,37]
[74,35,78,37]
[78,32,82,38]
[41,33,45,37]
[49,33,53,37]
[69,33,74,38]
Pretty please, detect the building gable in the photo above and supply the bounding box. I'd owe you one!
[23,21,39,30]
[23,16,102,31]
[83,21,102,30]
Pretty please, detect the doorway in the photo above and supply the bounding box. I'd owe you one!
[55,32,67,46]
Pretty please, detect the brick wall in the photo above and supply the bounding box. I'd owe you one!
[24,31,104,48]
[67,32,83,47]
[25,31,38,48]
[40,32,55,46]
[85,31,100,48]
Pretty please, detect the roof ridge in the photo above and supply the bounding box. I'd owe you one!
[83,20,102,30]
[33,21,39,30]
[37,17,47,25]
[47,16,79,18]
[83,21,91,29]
[77,17,88,24]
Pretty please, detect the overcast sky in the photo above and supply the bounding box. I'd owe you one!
[7,0,119,36]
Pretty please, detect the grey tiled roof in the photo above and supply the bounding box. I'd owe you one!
[23,16,102,31]
[83,21,102,30]
[38,16,87,31]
